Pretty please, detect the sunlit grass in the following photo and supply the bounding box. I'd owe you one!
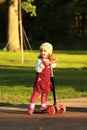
[0,50,87,68]
[0,50,87,105]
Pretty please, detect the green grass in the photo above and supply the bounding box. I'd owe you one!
[0,50,87,105]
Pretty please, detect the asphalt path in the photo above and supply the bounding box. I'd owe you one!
[0,103,87,130]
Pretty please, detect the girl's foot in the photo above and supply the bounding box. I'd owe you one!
[27,107,34,115]
[41,105,48,112]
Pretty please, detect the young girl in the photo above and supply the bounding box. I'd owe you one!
[27,42,58,115]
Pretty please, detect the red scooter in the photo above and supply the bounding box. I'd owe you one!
[48,68,66,115]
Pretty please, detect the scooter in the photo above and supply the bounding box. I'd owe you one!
[48,68,66,115]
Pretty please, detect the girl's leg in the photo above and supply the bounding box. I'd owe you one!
[41,92,47,105]
[30,90,39,103]
[41,92,48,111]
[28,90,39,115]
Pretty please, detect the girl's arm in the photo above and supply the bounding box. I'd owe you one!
[48,54,58,68]
[35,59,45,73]
[51,58,58,68]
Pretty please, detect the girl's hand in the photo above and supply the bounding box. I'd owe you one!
[43,59,51,65]
[51,58,58,64]
[48,54,58,64]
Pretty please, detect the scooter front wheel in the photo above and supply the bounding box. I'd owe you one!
[48,106,55,115]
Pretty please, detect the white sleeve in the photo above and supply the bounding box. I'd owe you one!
[51,63,57,68]
[35,59,45,73]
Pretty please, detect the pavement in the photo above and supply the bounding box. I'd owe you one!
[0,97,87,130]
[0,97,87,112]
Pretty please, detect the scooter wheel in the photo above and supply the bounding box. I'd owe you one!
[48,106,55,115]
[58,104,66,113]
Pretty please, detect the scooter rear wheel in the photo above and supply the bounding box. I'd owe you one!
[58,104,66,113]
[48,106,55,115]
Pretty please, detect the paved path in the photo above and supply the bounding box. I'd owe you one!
[0,98,87,130]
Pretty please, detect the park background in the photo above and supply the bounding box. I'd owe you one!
[0,0,87,105]
[0,0,87,50]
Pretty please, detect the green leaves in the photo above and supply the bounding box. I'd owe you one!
[22,0,36,16]
[0,0,5,4]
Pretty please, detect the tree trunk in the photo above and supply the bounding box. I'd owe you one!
[7,0,20,51]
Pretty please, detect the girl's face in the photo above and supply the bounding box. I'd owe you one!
[40,48,49,59]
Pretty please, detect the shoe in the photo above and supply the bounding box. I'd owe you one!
[41,106,48,112]
[27,107,34,115]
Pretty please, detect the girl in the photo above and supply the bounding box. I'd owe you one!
[28,42,58,115]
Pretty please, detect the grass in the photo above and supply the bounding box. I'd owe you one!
[0,50,87,105]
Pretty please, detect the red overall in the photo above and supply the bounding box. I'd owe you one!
[30,59,52,104]
[34,61,52,93]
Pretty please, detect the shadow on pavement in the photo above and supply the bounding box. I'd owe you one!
[0,104,87,114]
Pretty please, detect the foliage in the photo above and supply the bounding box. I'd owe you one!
[73,0,87,14]
[0,0,87,50]
[22,0,36,16]
[0,0,5,4]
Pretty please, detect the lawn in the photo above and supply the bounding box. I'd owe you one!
[0,50,87,105]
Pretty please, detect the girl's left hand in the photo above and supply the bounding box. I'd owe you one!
[51,58,58,64]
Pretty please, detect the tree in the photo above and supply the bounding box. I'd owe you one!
[73,0,87,36]
[7,0,36,51]
[7,0,20,51]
